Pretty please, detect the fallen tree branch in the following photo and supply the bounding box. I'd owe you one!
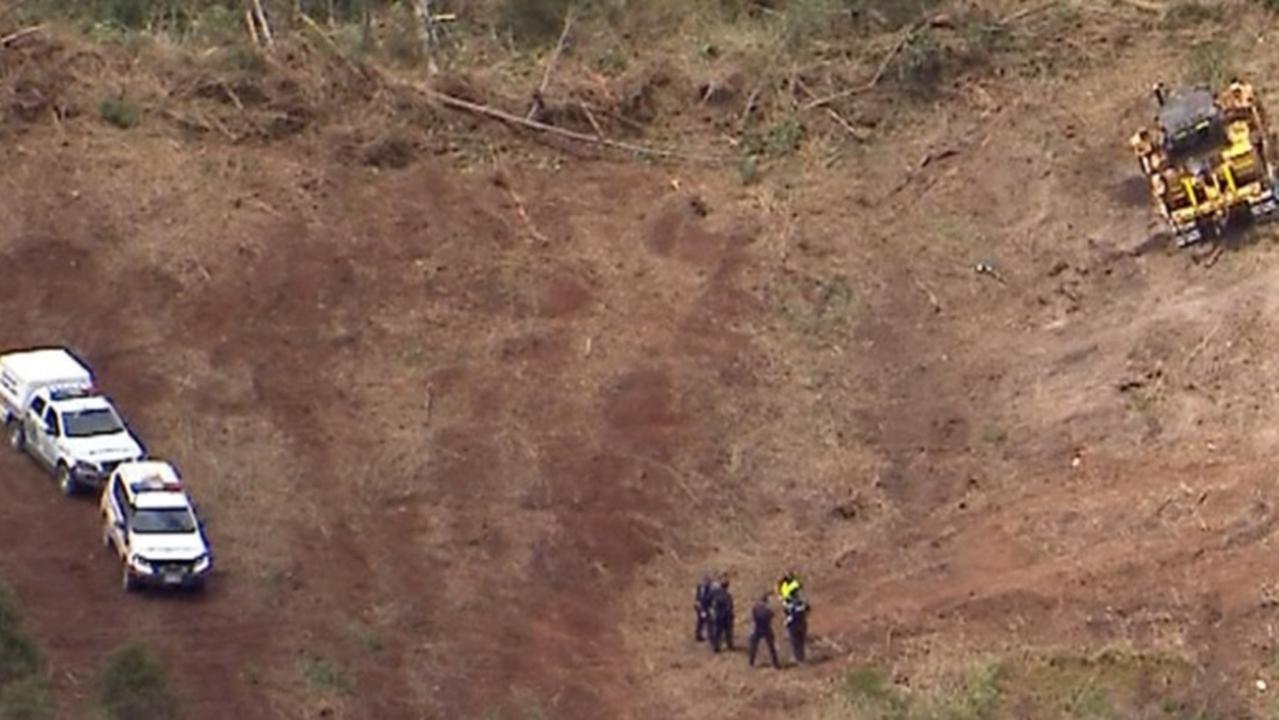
[739,86,761,134]
[579,102,604,139]
[822,106,869,141]
[249,0,273,47]
[998,0,1057,25]
[1112,0,1166,13]
[297,12,376,81]
[803,21,924,110]
[795,76,870,142]
[427,88,724,162]
[912,275,942,313]
[243,5,259,46]
[0,24,43,47]
[414,0,440,73]
[528,6,576,119]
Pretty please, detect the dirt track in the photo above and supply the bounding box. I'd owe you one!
[7,9,1279,719]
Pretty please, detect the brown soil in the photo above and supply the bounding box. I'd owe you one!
[5,6,1279,719]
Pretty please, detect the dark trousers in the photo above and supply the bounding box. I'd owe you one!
[787,621,806,662]
[748,630,780,668]
[710,616,734,652]
[694,609,710,641]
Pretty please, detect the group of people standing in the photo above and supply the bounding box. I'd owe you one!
[693,571,810,669]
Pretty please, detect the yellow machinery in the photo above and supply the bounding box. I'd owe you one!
[1130,80,1279,246]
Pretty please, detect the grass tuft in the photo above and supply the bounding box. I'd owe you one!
[301,655,353,694]
[99,96,141,129]
[97,642,177,720]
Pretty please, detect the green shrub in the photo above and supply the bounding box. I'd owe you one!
[99,96,141,129]
[961,17,1015,60]
[382,3,427,67]
[1163,0,1225,26]
[349,623,384,654]
[192,4,242,46]
[0,593,39,688]
[299,0,370,24]
[0,676,53,720]
[301,656,352,693]
[845,666,910,720]
[928,664,1003,720]
[98,0,147,29]
[743,115,805,158]
[499,0,576,46]
[97,642,178,720]
[896,29,944,91]
[221,44,268,75]
[1186,40,1233,86]
[781,0,858,50]
[843,0,943,29]
[738,153,760,185]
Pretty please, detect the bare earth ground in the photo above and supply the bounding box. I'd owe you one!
[7,4,1279,719]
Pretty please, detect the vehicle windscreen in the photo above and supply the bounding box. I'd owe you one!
[132,508,197,534]
[1166,120,1225,158]
[62,408,124,438]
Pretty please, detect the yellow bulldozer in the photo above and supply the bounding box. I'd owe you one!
[1130,79,1279,246]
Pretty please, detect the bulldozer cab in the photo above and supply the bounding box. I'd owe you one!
[1159,88,1225,158]
[1132,79,1279,246]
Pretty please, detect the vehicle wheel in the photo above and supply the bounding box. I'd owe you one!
[57,466,78,497]
[122,566,138,593]
[7,423,23,453]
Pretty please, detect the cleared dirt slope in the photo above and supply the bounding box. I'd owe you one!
[4,3,1279,719]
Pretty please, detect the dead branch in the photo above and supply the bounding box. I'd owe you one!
[244,5,260,46]
[803,21,924,110]
[1182,320,1223,370]
[162,109,238,142]
[795,76,870,142]
[249,0,273,47]
[414,0,440,73]
[998,0,1058,25]
[528,5,576,119]
[220,81,244,111]
[1111,0,1166,13]
[822,106,869,141]
[490,149,551,245]
[912,275,942,313]
[0,24,43,48]
[588,103,644,132]
[297,12,376,82]
[739,86,761,135]
[579,102,604,139]
[427,88,723,163]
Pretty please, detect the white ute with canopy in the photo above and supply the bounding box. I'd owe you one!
[0,348,145,495]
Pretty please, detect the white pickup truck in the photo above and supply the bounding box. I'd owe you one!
[102,461,212,592]
[0,348,145,495]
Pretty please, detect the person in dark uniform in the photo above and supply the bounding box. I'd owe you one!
[694,573,714,642]
[783,591,810,663]
[708,578,735,653]
[748,593,781,669]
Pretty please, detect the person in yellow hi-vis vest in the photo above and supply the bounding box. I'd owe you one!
[777,572,802,604]
[777,572,808,663]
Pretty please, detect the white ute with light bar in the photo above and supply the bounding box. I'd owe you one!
[0,348,145,495]
[101,461,212,592]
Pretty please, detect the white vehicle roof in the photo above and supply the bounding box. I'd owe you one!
[116,462,192,510]
[48,395,115,413]
[0,348,92,388]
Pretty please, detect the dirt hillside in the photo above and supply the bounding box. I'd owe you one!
[4,1,1279,717]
